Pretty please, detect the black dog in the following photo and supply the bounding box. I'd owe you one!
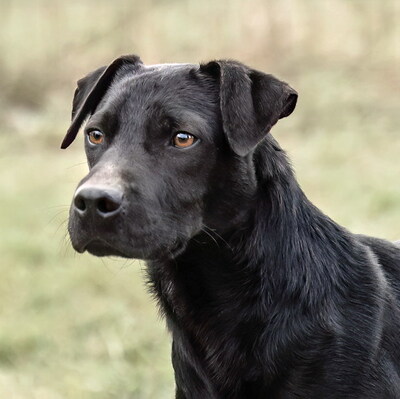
[62,55,400,398]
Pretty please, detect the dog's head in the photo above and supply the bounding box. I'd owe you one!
[63,55,297,260]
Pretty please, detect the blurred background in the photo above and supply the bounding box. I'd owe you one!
[0,0,399,398]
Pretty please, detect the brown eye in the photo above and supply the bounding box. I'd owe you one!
[173,132,197,148]
[87,130,104,145]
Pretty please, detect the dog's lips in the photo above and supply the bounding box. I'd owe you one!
[84,239,128,257]
[69,214,192,260]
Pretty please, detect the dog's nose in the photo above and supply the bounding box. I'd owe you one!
[73,186,123,218]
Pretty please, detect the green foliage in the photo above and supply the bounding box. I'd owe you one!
[0,0,399,397]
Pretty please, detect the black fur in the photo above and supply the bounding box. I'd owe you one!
[63,55,400,398]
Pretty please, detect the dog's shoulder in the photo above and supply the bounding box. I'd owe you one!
[356,234,400,299]
[357,234,400,258]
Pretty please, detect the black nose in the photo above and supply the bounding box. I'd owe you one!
[73,186,123,218]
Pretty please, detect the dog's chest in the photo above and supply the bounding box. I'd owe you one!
[152,262,264,384]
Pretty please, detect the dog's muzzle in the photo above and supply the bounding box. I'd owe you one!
[69,184,127,256]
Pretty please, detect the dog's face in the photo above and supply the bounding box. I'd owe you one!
[63,55,297,260]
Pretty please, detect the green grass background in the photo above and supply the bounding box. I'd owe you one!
[0,0,399,397]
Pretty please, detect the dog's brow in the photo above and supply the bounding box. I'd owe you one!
[85,111,119,134]
[173,110,210,136]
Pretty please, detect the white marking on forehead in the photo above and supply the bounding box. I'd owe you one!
[149,63,192,68]
[143,63,198,73]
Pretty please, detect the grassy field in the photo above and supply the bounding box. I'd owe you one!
[0,0,399,398]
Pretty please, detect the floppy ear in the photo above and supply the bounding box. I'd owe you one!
[61,54,143,149]
[200,60,297,156]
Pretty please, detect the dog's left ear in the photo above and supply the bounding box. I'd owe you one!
[61,54,143,149]
[200,60,297,156]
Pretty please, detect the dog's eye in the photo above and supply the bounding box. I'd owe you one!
[87,130,104,145]
[173,132,197,148]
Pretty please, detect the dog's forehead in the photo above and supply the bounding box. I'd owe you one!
[105,62,216,112]
[90,61,219,140]
[114,61,199,86]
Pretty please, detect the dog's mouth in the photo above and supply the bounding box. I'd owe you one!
[83,239,128,257]
[68,212,194,260]
[77,235,190,260]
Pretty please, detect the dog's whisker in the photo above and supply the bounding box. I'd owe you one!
[48,211,69,227]
[46,204,70,210]
[200,226,220,248]
[66,161,88,170]
[202,224,233,252]
[42,207,69,227]
[55,218,69,236]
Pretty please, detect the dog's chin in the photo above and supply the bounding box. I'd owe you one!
[75,237,190,261]
[84,239,130,258]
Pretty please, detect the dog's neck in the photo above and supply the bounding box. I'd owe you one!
[148,138,356,322]
[146,137,369,389]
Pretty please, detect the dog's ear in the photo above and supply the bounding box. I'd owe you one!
[200,60,297,156]
[61,54,143,149]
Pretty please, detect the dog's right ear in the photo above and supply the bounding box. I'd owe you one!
[61,54,143,149]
